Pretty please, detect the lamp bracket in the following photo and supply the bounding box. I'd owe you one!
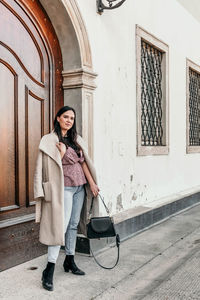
[97,0,127,14]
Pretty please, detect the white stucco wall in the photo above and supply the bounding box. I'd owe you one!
[76,0,200,216]
[177,0,200,23]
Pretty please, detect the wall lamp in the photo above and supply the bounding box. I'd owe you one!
[97,0,127,14]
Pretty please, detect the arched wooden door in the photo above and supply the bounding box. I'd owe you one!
[0,0,63,270]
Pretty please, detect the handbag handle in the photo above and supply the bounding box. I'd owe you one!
[89,193,110,218]
[88,193,120,269]
[90,234,120,270]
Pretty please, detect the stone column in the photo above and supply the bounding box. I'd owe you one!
[62,68,97,159]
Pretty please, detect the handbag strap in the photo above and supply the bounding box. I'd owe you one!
[89,194,110,218]
[90,234,120,270]
[89,193,120,269]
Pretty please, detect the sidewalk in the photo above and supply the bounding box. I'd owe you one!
[1,203,200,300]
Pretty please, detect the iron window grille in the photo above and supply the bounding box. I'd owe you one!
[141,40,163,146]
[189,68,200,146]
[136,25,169,156]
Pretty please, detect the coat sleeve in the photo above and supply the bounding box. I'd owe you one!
[77,135,89,154]
[34,150,44,199]
[77,135,98,183]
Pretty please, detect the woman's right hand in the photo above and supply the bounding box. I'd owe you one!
[90,182,100,198]
[56,142,66,158]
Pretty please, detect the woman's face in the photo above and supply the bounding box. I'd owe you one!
[57,110,75,132]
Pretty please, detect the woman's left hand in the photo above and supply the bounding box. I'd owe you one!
[90,182,100,198]
[56,142,66,159]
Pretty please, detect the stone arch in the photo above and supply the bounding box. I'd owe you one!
[40,0,96,157]
[40,0,92,70]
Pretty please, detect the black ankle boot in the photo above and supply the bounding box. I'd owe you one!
[42,262,55,291]
[63,255,85,275]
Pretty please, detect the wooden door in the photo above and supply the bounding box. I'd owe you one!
[0,0,63,271]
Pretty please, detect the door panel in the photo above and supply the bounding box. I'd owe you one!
[0,63,16,209]
[0,2,42,81]
[0,0,49,212]
[26,89,45,206]
[0,0,63,270]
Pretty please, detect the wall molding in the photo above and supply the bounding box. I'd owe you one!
[62,68,97,90]
[61,0,93,69]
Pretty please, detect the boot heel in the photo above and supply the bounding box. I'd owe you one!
[64,267,69,272]
[41,271,44,282]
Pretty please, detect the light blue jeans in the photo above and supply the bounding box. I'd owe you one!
[48,185,85,263]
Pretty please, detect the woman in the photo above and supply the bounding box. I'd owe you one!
[34,106,99,291]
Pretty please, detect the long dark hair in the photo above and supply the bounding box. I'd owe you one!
[53,106,81,153]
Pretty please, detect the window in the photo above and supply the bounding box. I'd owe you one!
[186,59,200,153]
[136,25,169,156]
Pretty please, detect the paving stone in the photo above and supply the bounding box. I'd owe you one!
[1,203,200,300]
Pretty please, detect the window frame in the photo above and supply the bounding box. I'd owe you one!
[136,25,169,156]
[186,58,200,154]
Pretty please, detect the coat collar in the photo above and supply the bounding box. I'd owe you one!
[39,131,62,168]
[39,131,88,169]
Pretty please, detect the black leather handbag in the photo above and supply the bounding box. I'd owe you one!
[87,194,120,269]
[87,216,116,239]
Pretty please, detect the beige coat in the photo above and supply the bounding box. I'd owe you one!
[34,131,99,246]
